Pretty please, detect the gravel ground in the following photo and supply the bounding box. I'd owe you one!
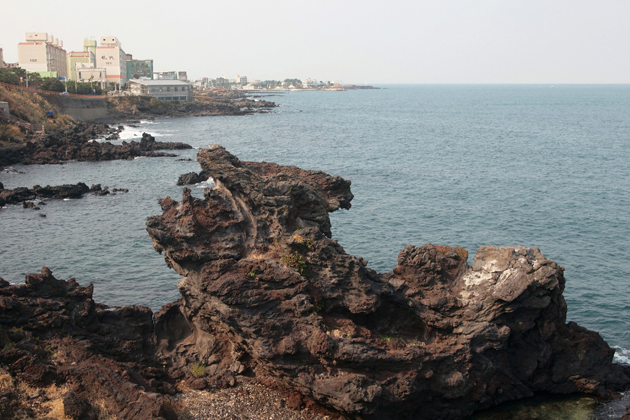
[174,380,346,420]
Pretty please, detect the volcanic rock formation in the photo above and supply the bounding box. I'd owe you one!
[0,130,191,168]
[0,182,128,207]
[146,145,630,419]
[0,269,176,419]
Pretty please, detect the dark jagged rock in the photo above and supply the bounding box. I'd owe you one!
[0,187,36,204]
[22,201,41,210]
[33,182,90,199]
[0,268,175,420]
[176,170,208,186]
[0,124,192,168]
[139,132,191,151]
[0,182,127,205]
[146,146,630,419]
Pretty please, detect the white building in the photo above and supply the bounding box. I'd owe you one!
[303,78,322,89]
[0,48,5,67]
[236,75,247,85]
[17,33,68,78]
[128,79,190,101]
[76,63,108,88]
[95,36,127,86]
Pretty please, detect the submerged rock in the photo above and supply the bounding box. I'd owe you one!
[146,145,630,419]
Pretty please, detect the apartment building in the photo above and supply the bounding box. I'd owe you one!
[17,32,68,78]
[95,36,127,86]
[126,54,154,80]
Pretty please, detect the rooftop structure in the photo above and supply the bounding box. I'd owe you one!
[83,39,97,56]
[155,71,178,80]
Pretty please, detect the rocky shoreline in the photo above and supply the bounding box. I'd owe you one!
[0,181,127,208]
[102,91,277,124]
[0,128,191,169]
[1,146,629,419]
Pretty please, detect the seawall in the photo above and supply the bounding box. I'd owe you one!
[40,94,108,121]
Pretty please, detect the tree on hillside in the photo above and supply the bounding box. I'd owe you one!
[27,72,42,88]
[40,78,65,92]
[66,82,102,95]
[0,67,27,85]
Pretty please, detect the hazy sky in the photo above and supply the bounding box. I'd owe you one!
[1,0,628,83]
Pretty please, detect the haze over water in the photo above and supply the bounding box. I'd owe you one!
[1,85,629,364]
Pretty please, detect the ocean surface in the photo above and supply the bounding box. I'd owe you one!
[1,84,630,416]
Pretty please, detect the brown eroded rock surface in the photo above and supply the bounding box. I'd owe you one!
[2,145,629,419]
[145,145,630,419]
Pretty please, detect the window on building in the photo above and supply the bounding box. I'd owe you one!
[175,87,178,91]
[167,87,170,92]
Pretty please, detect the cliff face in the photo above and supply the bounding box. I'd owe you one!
[146,146,630,419]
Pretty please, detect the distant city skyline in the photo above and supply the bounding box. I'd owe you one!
[1,0,629,84]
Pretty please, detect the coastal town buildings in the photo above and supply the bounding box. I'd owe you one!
[66,51,94,81]
[126,55,154,80]
[17,33,68,78]
[75,63,107,88]
[236,75,247,85]
[95,36,127,86]
[214,77,230,88]
[154,71,177,80]
[303,78,323,89]
[178,71,187,82]
[65,39,108,87]
[128,79,190,101]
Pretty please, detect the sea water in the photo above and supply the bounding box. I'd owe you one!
[1,85,629,416]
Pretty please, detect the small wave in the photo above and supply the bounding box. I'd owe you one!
[195,177,215,189]
[613,346,630,365]
[134,156,146,160]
